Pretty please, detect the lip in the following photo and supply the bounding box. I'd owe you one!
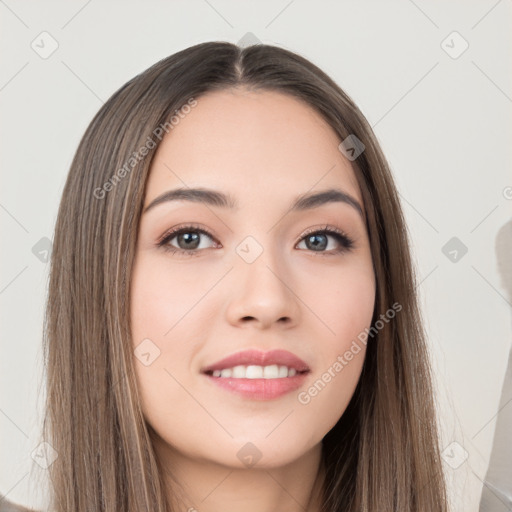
[201,349,310,374]
[201,349,311,401]
[205,373,309,400]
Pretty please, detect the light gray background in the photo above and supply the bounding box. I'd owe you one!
[1,1,511,511]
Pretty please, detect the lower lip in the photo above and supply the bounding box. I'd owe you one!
[203,373,309,400]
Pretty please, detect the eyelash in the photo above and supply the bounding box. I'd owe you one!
[156,223,355,257]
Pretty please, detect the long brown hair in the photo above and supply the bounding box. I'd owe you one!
[41,41,448,511]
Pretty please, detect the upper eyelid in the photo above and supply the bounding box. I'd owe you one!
[297,225,349,240]
[159,224,347,240]
[157,224,217,245]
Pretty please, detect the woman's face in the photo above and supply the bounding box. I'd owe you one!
[130,88,376,469]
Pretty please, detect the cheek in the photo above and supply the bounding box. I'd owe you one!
[129,257,200,415]
[294,262,374,423]
[295,343,367,442]
[130,256,213,343]
[303,259,376,351]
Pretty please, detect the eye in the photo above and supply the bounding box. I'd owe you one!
[157,224,219,256]
[157,223,355,257]
[295,225,354,255]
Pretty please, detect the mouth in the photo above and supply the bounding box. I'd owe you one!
[201,349,311,400]
[204,365,308,379]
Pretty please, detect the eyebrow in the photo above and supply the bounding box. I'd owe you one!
[143,187,364,220]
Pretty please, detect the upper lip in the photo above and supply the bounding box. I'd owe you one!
[201,349,310,374]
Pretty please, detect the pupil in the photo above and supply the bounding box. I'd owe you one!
[308,234,327,251]
[179,232,200,249]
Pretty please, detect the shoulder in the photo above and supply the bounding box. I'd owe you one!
[0,496,38,512]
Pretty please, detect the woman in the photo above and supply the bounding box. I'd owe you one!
[41,41,448,511]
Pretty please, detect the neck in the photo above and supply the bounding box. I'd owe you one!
[154,438,326,512]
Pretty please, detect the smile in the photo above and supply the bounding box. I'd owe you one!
[206,364,303,379]
[201,349,311,400]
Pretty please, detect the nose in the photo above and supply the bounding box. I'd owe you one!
[224,246,301,330]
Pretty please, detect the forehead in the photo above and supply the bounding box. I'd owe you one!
[145,88,362,206]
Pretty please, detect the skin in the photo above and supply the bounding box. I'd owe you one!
[130,88,376,512]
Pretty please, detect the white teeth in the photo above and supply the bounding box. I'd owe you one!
[232,365,246,378]
[245,365,263,379]
[210,364,301,379]
[278,365,289,378]
[263,365,279,378]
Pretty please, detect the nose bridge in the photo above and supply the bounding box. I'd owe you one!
[225,233,300,327]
